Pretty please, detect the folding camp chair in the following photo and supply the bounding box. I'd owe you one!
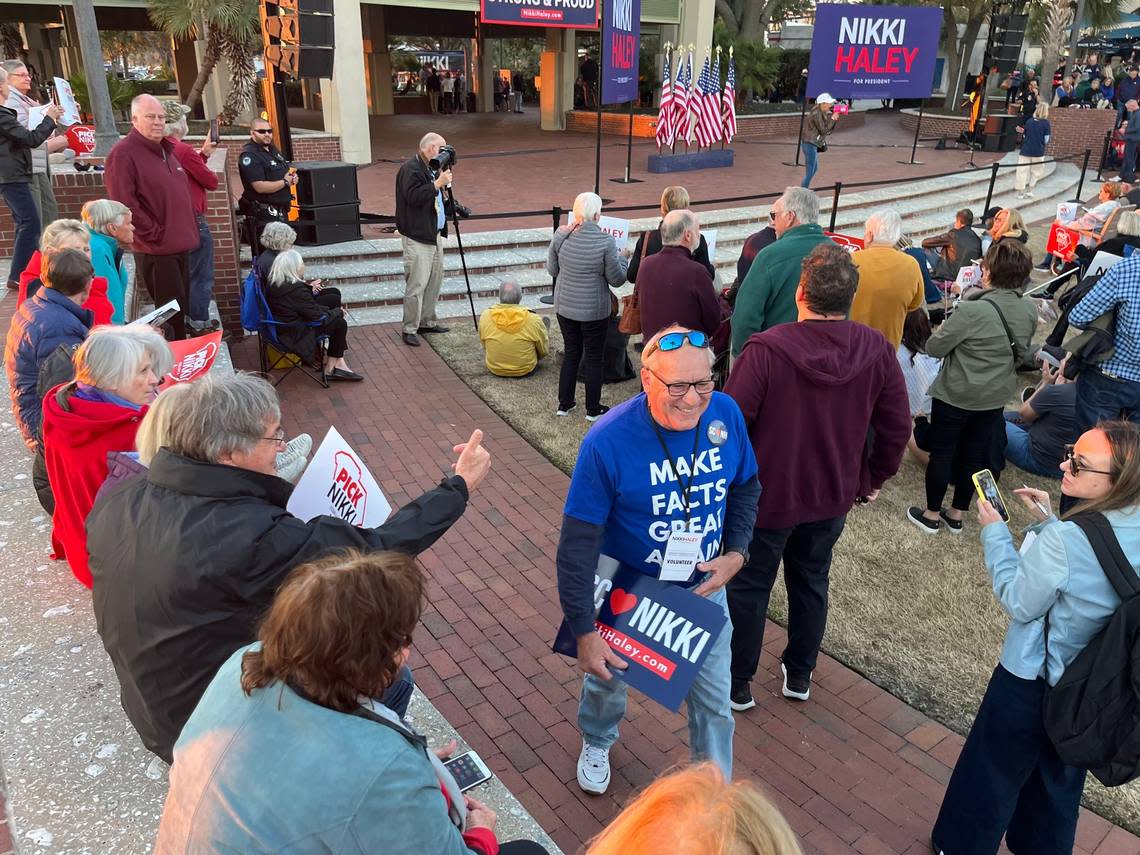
[240,268,329,389]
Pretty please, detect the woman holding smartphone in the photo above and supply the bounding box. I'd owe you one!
[931,421,1140,854]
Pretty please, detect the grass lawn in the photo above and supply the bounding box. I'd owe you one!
[427,222,1140,833]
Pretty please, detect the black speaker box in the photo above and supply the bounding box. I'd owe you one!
[264,12,334,47]
[265,44,334,79]
[293,161,359,208]
[292,204,362,246]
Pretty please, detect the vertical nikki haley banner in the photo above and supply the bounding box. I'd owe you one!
[601,0,640,105]
[806,3,942,100]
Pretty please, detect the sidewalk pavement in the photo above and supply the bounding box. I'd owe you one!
[234,324,1140,855]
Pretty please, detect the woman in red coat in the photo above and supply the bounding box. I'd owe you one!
[41,324,171,587]
[19,218,114,324]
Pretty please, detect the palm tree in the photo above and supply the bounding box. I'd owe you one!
[71,0,120,156]
[148,0,260,123]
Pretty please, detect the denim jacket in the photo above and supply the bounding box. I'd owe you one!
[980,507,1140,685]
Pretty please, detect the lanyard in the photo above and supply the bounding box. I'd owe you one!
[648,401,702,522]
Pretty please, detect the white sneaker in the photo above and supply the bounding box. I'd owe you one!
[276,433,313,483]
[576,741,611,794]
[556,403,577,417]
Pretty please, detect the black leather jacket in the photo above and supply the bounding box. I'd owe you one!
[0,105,55,184]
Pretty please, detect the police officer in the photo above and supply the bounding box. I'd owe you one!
[238,118,297,255]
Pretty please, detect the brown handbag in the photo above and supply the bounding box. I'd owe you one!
[617,232,651,334]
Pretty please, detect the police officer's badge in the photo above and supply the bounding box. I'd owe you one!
[707,420,728,446]
[241,155,252,166]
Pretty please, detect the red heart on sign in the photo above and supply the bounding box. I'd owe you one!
[610,589,638,615]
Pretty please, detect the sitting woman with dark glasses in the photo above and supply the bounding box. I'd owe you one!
[932,421,1140,854]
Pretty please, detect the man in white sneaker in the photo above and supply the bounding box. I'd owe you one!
[556,326,760,794]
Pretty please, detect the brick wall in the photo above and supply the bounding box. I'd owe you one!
[899,107,1115,162]
[0,149,245,334]
[565,108,865,139]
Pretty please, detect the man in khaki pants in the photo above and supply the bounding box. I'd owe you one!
[394,132,451,347]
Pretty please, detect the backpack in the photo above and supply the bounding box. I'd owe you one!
[1043,512,1140,786]
[1044,272,1117,380]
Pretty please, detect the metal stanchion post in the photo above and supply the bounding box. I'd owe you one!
[540,205,562,305]
[1071,148,1091,202]
[828,182,842,232]
[983,162,999,215]
[782,98,809,167]
[1097,131,1111,182]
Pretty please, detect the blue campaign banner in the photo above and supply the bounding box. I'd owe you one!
[601,0,640,105]
[415,51,466,73]
[553,558,727,712]
[480,0,598,29]
[806,3,943,100]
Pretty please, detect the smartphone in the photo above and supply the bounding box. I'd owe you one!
[209,118,220,144]
[972,469,1009,522]
[1037,348,1061,369]
[443,750,493,793]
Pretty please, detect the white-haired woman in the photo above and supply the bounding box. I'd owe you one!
[18,218,114,324]
[0,63,61,290]
[255,220,342,312]
[82,199,134,323]
[547,191,629,420]
[267,249,360,382]
[41,324,172,588]
[164,102,220,334]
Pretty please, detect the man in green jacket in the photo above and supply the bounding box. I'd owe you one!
[731,187,831,357]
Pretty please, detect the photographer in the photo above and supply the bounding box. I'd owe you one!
[395,132,467,347]
[238,118,296,256]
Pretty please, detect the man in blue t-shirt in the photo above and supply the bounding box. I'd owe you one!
[557,326,761,795]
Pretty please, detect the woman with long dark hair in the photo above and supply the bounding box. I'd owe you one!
[932,421,1140,854]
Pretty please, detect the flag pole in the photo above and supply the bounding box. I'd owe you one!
[718,46,726,151]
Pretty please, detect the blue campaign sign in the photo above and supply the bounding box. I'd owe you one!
[806,3,943,100]
[601,0,640,105]
[481,0,598,29]
[553,559,727,711]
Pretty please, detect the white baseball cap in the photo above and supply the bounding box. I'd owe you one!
[816,92,836,105]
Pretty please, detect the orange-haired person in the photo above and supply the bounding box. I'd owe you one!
[585,763,802,855]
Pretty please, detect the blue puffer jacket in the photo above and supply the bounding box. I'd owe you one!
[4,287,92,450]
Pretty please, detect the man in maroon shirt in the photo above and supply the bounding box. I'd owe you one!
[634,209,722,342]
[163,101,220,334]
[105,94,198,338]
[723,242,910,709]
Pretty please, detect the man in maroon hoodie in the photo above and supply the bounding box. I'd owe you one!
[723,242,910,709]
[105,94,198,338]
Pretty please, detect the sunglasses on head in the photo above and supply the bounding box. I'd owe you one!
[1063,445,1112,477]
[646,330,709,357]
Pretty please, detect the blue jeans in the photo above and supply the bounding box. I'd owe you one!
[933,665,1085,854]
[379,665,415,719]
[800,143,818,188]
[187,213,215,324]
[578,587,735,780]
[0,181,41,287]
[1003,416,1062,479]
[1075,366,1140,436]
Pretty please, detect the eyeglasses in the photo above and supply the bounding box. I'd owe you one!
[8,72,29,79]
[768,210,778,221]
[644,364,715,398]
[259,428,286,446]
[644,330,709,359]
[1063,445,1112,476]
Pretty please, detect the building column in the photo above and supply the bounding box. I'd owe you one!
[473,36,495,113]
[320,0,371,164]
[677,0,715,58]
[362,5,393,116]
[540,28,576,131]
[59,10,83,80]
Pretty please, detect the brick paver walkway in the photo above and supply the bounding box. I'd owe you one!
[234,325,1140,855]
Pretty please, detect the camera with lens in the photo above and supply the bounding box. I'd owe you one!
[430,144,458,173]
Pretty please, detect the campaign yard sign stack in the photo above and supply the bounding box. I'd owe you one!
[553,557,728,711]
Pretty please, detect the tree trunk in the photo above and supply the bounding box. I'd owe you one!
[716,0,739,39]
[942,10,962,112]
[1040,0,1072,105]
[739,0,774,41]
[184,26,222,113]
[72,0,120,156]
[219,32,258,125]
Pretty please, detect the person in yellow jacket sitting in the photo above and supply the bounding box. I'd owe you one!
[478,281,550,377]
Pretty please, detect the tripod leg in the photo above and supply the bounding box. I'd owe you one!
[446,187,479,332]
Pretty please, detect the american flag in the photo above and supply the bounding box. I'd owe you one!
[655,50,674,151]
[671,50,693,146]
[722,56,737,143]
[693,55,721,148]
